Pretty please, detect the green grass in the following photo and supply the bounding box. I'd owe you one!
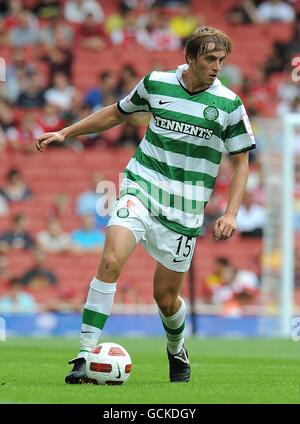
[1,337,300,404]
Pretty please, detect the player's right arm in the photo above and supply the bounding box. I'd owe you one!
[35,103,128,152]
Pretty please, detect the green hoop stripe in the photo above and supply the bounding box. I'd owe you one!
[82,309,109,330]
[145,127,222,165]
[134,148,216,189]
[162,321,185,336]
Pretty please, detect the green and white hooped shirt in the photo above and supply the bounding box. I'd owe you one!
[117,64,256,237]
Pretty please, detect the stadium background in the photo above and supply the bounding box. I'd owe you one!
[0,0,299,339]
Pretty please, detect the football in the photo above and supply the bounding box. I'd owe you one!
[85,342,132,385]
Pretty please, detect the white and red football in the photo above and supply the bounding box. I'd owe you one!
[85,342,132,385]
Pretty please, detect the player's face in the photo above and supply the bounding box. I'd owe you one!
[190,47,226,87]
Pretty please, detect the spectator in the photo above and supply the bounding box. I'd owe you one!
[232,269,260,306]
[137,2,161,34]
[277,72,300,104]
[0,0,8,16]
[0,17,8,46]
[0,254,11,289]
[0,277,38,313]
[21,249,58,287]
[38,102,66,133]
[38,44,73,86]
[9,112,44,153]
[0,213,35,252]
[257,0,295,22]
[115,121,140,147]
[277,95,300,116]
[236,191,266,237]
[263,42,286,78]
[283,15,300,65]
[4,0,24,30]
[39,14,74,48]
[84,70,116,110]
[37,217,71,253]
[70,213,105,253]
[45,71,76,111]
[0,168,32,202]
[47,192,72,219]
[0,126,5,151]
[33,0,61,19]
[115,64,138,100]
[5,49,36,102]
[45,287,83,312]
[64,0,104,24]
[60,91,86,125]
[245,69,275,116]
[170,3,202,45]
[226,0,260,24]
[78,12,106,51]
[219,63,243,89]
[138,12,181,51]
[105,2,133,36]
[0,99,19,145]
[204,257,259,309]
[0,194,9,217]
[236,76,259,116]
[17,71,46,109]
[76,172,111,228]
[76,172,105,216]
[203,257,235,303]
[110,7,139,47]
[9,10,40,47]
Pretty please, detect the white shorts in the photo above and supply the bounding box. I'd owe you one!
[107,194,196,272]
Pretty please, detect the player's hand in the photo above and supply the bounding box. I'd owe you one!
[214,213,237,240]
[35,131,65,152]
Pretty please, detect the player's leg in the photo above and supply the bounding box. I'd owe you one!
[153,262,191,382]
[65,225,136,384]
[144,219,196,383]
[153,262,186,347]
[79,225,136,354]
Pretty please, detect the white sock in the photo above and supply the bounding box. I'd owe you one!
[78,277,116,359]
[158,297,186,355]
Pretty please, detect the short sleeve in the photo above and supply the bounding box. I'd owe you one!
[117,73,151,114]
[224,96,256,155]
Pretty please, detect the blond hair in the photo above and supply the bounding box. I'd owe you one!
[184,26,232,61]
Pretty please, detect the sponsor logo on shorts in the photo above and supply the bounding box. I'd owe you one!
[173,258,187,263]
[117,207,129,218]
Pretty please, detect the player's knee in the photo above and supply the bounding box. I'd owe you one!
[97,254,121,281]
[154,293,177,316]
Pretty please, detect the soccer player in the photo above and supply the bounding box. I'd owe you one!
[35,26,255,383]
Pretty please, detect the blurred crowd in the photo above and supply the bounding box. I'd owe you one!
[0,0,300,154]
[1,0,299,313]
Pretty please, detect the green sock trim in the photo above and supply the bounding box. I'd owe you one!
[162,321,185,336]
[167,334,183,341]
[80,349,90,352]
[82,308,109,330]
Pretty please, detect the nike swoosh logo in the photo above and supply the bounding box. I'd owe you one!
[116,364,121,379]
[159,100,171,105]
[81,331,95,334]
[173,258,187,263]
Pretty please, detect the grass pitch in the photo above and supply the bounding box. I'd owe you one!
[0,337,300,404]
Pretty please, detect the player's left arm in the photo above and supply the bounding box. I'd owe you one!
[214,151,249,240]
